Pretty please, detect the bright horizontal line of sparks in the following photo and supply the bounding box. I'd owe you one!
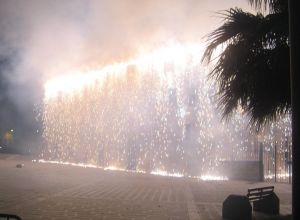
[264,174,292,179]
[33,159,228,181]
[44,42,205,100]
[200,175,229,181]
[150,170,184,178]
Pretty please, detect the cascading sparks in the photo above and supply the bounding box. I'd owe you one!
[41,42,291,178]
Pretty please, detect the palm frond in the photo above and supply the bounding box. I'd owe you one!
[202,8,265,63]
[248,0,288,13]
[202,7,290,128]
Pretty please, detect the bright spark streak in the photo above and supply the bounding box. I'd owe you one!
[150,170,184,178]
[44,42,204,100]
[200,175,228,181]
[34,159,101,168]
[104,166,127,171]
[34,160,233,180]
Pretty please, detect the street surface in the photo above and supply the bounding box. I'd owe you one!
[0,154,292,220]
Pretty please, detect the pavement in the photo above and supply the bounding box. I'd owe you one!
[0,154,292,220]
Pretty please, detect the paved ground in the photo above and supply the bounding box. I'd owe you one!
[0,154,292,220]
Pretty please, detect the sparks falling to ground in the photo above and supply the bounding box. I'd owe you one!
[40,42,291,178]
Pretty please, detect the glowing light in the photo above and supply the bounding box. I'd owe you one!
[44,63,128,100]
[41,42,291,180]
[44,42,204,100]
[104,166,127,172]
[150,170,184,178]
[264,173,292,180]
[35,159,101,168]
[200,175,228,181]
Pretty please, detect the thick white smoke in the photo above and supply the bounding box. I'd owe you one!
[0,0,250,153]
[0,0,250,79]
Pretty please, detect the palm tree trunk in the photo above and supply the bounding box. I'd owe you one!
[288,0,300,219]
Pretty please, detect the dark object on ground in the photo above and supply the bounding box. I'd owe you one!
[0,213,22,220]
[222,194,252,220]
[261,214,292,220]
[16,164,24,168]
[247,186,280,215]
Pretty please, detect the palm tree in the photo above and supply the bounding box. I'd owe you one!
[203,1,300,219]
[202,0,289,127]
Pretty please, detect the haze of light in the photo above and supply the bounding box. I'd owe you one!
[41,42,291,180]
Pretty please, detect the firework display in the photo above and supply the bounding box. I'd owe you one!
[41,43,291,178]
